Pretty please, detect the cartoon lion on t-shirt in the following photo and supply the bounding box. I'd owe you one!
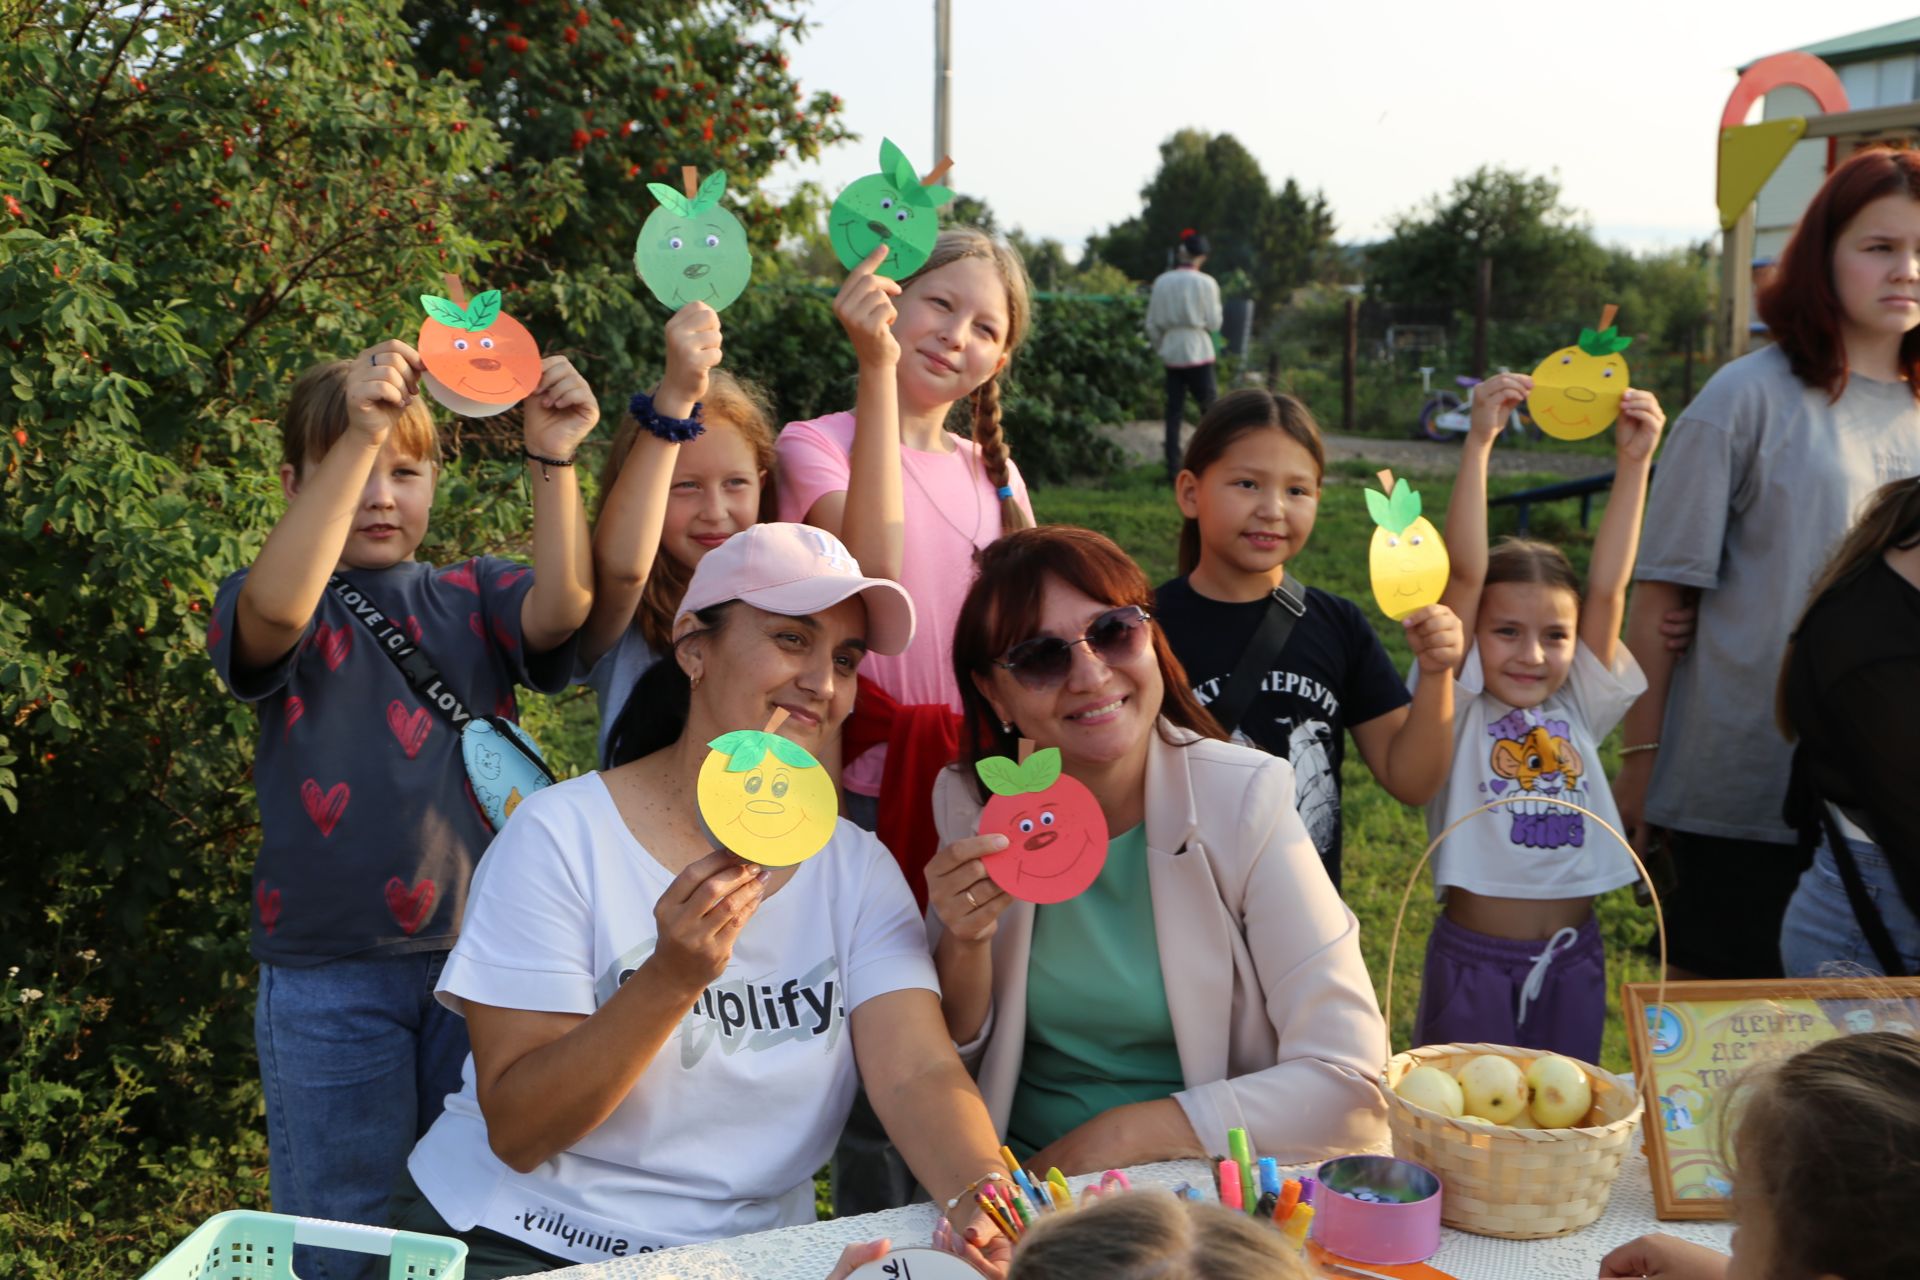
[1489,723,1584,796]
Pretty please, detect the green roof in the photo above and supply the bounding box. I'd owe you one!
[1743,18,1920,69]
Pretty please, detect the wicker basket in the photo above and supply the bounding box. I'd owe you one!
[1380,795,1666,1240]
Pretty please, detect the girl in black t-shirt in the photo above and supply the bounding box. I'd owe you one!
[1154,390,1463,889]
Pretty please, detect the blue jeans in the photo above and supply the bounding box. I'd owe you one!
[256,951,470,1280]
[1781,836,1920,977]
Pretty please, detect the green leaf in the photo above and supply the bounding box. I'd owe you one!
[1389,479,1423,529]
[879,136,913,187]
[692,168,728,213]
[646,183,692,217]
[1018,747,1063,791]
[975,756,1025,797]
[466,290,502,331]
[1364,486,1395,532]
[708,728,766,771]
[420,294,467,327]
[765,734,821,771]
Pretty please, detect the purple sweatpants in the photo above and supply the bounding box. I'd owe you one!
[1412,912,1604,1064]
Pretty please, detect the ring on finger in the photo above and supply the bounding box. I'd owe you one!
[964,888,978,908]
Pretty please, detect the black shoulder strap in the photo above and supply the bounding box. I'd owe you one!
[325,574,477,729]
[1821,801,1911,977]
[1208,574,1306,738]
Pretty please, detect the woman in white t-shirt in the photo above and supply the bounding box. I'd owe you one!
[395,524,1011,1278]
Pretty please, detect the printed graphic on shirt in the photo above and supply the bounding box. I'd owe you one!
[1286,718,1337,855]
[1480,707,1588,850]
[508,1203,651,1258]
[598,944,847,1065]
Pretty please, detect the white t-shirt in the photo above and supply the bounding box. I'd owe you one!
[407,773,940,1263]
[1416,641,1647,900]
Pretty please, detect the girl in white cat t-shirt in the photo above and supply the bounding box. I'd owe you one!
[396,524,1011,1277]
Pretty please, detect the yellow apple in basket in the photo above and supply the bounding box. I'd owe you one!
[1456,1054,1529,1125]
[1394,1065,1466,1118]
[1526,1054,1594,1127]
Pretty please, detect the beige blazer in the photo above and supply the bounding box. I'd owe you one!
[931,723,1389,1162]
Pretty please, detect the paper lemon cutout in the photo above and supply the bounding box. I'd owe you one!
[976,747,1108,904]
[417,279,543,418]
[634,168,753,312]
[697,727,837,866]
[829,138,954,280]
[1528,306,1633,441]
[1367,470,1449,621]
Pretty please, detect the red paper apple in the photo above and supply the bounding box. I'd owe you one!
[976,747,1108,904]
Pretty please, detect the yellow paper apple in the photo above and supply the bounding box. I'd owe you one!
[1456,1054,1529,1125]
[1527,309,1633,442]
[1525,1054,1594,1127]
[1366,469,1449,621]
[1394,1065,1466,1118]
[697,728,839,867]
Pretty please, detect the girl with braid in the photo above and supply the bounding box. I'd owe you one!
[778,227,1035,852]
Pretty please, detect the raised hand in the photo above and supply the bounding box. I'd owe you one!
[661,300,724,411]
[346,339,425,444]
[522,355,600,462]
[1616,388,1666,464]
[649,849,768,992]
[1403,602,1466,676]
[1469,371,1530,448]
[834,244,901,367]
[926,833,1015,945]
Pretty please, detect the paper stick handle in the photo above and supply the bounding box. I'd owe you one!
[441,273,468,309]
[1376,468,1395,493]
[1017,737,1034,765]
[922,155,955,188]
[682,164,699,201]
[1598,303,1618,331]
[762,707,790,735]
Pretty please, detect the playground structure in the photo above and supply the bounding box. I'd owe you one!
[1716,43,1920,361]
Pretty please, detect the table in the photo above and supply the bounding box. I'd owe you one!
[529,1145,1733,1280]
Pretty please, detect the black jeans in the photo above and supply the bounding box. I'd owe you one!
[1164,363,1218,480]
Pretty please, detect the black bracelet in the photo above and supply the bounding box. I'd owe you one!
[522,446,576,481]
[629,390,705,443]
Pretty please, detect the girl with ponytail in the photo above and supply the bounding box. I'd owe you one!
[776,226,1035,837]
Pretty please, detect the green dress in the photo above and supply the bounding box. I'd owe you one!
[1006,824,1185,1156]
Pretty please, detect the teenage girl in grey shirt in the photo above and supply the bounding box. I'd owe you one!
[1619,147,1920,979]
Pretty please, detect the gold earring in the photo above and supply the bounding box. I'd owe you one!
[690,673,703,692]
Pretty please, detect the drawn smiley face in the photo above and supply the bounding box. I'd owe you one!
[417,288,544,418]
[827,138,953,281]
[635,205,752,311]
[696,728,837,867]
[975,749,1109,904]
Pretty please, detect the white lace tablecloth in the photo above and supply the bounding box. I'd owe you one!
[529,1145,1731,1280]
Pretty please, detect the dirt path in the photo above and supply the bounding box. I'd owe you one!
[1107,421,1614,479]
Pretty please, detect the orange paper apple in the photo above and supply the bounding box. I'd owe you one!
[417,286,543,417]
[976,747,1108,904]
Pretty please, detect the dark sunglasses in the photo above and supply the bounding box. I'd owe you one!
[994,606,1153,690]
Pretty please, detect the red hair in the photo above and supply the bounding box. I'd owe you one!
[951,526,1225,802]
[1757,146,1920,400]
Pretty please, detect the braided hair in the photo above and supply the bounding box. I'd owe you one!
[901,226,1033,534]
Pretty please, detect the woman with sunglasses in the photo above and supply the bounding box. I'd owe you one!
[924,526,1393,1174]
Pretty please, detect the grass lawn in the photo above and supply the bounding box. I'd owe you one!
[528,453,1659,1075]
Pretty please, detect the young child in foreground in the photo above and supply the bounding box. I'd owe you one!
[1601,1031,1920,1280]
[1413,372,1663,1062]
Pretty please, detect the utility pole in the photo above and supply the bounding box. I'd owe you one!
[933,0,952,173]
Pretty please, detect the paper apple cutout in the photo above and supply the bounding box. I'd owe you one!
[829,138,954,280]
[1366,469,1448,622]
[634,168,753,312]
[976,747,1108,904]
[417,280,543,418]
[697,726,838,867]
[1527,305,1633,441]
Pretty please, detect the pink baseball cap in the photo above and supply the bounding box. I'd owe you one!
[677,523,917,655]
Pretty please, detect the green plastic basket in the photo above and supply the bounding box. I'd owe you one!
[139,1210,466,1280]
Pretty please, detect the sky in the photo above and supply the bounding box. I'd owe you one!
[765,0,1920,258]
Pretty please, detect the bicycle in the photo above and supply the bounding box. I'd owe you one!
[1415,367,1539,444]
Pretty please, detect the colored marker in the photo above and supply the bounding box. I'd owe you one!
[1227,1128,1256,1215]
[976,1187,1019,1240]
[1217,1158,1243,1211]
[1255,1191,1278,1218]
[998,1180,1033,1231]
[1258,1157,1280,1198]
[1283,1203,1316,1247]
[1010,1166,1042,1212]
[1100,1168,1130,1192]
[1047,1167,1071,1212]
[1276,1178,1301,1223]
[999,1145,1022,1178]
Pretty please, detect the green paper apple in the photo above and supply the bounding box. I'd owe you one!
[634,169,753,311]
[829,137,953,280]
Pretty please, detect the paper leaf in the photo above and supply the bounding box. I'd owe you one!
[693,168,728,212]
[1364,486,1394,531]
[1390,479,1423,529]
[765,734,821,771]
[920,182,954,208]
[708,729,769,772]
[421,294,468,327]
[466,290,502,331]
[646,183,692,217]
[879,137,915,187]
[976,756,1025,797]
[1019,747,1063,791]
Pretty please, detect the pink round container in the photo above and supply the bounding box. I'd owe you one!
[1311,1154,1443,1266]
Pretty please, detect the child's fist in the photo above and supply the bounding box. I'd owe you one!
[1404,602,1465,675]
[833,245,901,367]
[522,356,599,461]
[661,301,723,411]
[1468,372,1530,447]
[346,340,424,442]
[1616,388,1665,464]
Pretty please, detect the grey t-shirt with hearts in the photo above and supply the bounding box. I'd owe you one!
[212,557,574,965]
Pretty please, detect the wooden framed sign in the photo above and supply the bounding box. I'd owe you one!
[1624,977,1920,1220]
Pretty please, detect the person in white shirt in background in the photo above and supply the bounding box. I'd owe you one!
[1146,229,1224,482]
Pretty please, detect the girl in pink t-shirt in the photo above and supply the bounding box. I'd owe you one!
[777,227,1035,824]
